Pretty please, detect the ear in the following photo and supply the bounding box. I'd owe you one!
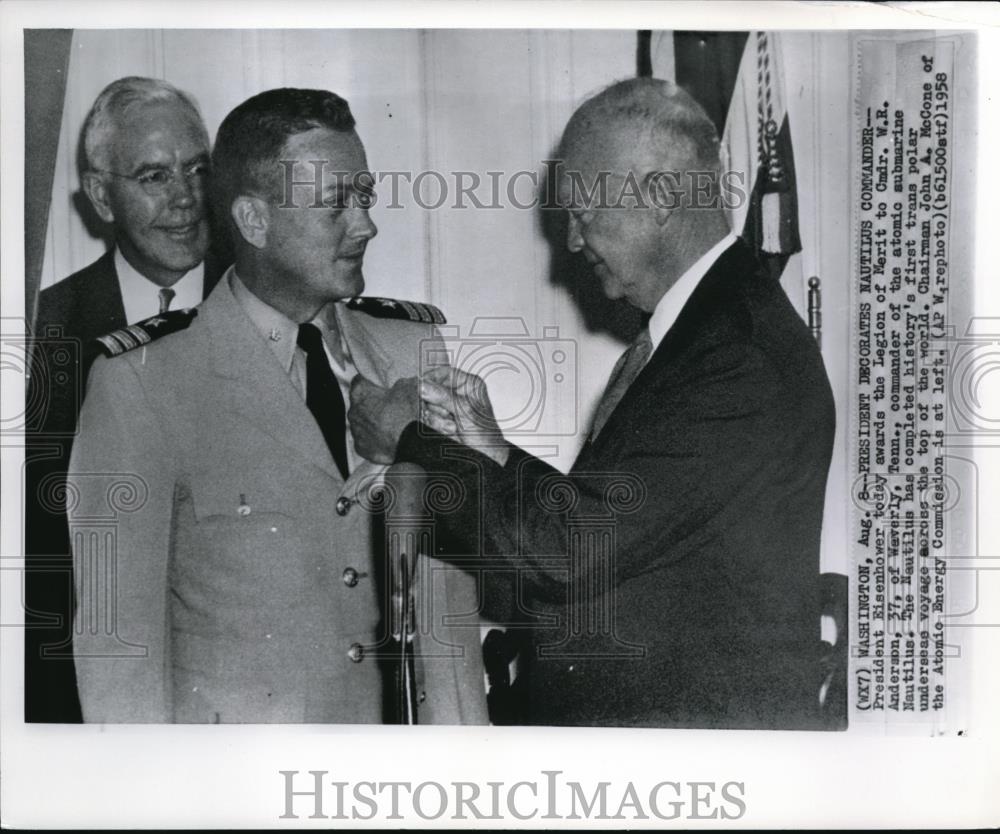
[82,172,115,224]
[231,195,270,250]
[647,171,683,227]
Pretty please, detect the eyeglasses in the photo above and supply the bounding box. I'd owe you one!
[95,160,210,196]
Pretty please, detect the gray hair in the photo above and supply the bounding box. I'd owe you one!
[560,77,720,173]
[82,76,207,172]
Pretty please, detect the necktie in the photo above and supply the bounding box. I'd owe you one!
[589,327,653,440]
[297,323,350,479]
[158,287,175,314]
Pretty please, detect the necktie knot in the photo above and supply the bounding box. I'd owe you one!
[297,322,325,354]
[631,328,653,363]
[158,287,176,314]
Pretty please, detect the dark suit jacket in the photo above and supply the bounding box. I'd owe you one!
[25,248,223,722]
[397,239,836,729]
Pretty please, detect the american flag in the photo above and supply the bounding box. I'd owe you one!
[649,30,802,273]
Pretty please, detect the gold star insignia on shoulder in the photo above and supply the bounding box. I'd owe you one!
[91,308,198,358]
[344,296,446,325]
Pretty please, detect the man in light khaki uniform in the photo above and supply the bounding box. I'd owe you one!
[69,87,487,724]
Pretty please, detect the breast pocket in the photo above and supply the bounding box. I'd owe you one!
[182,470,314,602]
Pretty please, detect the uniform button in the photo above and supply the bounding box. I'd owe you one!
[418,690,427,703]
[347,643,365,663]
[336,496,351,516]
[342,567,359,587]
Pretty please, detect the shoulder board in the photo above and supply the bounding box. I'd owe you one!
[343,296,446,325]
[92,308,198,357]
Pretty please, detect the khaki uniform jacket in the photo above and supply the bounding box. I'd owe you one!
[69,276,487,724]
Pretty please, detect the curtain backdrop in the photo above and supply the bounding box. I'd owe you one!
[24,29,73,330]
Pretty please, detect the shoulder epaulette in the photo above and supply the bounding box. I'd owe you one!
[343,296,446,325]
[92,308,198,357]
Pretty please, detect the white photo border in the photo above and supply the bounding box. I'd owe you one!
[2,1,999,828]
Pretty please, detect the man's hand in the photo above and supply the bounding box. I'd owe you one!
[420,366,510,467]
[348,375,420,464]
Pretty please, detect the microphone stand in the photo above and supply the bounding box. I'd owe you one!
[397,549,418,725]
[383,462,426,725]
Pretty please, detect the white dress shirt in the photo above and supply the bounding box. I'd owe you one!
[115,248,204,325]
[646,232,739,361]
[230,270,362,474]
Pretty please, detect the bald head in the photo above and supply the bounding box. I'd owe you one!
[559,77,721,179]
[555,78,731,312]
